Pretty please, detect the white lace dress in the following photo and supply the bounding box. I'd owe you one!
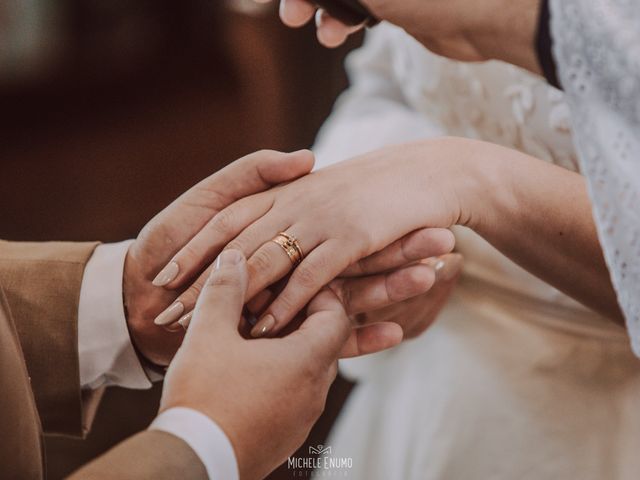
[312,24,640,480]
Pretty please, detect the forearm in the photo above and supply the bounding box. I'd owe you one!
[470,0,543,75]
[457,140,622,322]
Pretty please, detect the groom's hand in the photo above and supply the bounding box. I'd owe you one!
[123,150,315,366]
[160,250,354,480]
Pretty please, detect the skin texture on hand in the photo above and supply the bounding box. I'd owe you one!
[348,253,463,340]
[161,250,360,480]
[123,147,455,366]
[123,150,316,366]
[155,224,456,338]
[157,139,467,339]
[158,136,623,340]
[271,0,543,75]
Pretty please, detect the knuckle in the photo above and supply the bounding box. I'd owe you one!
[181,282,203,306]
[346,225,374,257]
[274,291,297,317]
[400,234,417,260]
[210,208,235,236]
[224,240,244,253]
[248,248,273,276]
[192,184,227,208]
[353,257,368,275]
[208,270,241,289]
[340,283,354,312]
[179,243,200,264]
[256,148,277,157]
[294,265,318,290]
[250,149,279,168]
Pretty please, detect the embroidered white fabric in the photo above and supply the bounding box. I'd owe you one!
[550,0,640,355]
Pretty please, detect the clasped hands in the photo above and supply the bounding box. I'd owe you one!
[123,145,467,479]
[124,147,463,367]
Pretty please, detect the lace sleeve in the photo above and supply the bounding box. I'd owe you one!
[550,0,640,355]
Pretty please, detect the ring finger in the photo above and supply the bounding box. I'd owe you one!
[244,224,323,303]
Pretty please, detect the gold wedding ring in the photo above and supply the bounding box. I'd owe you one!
[272,232,304,265]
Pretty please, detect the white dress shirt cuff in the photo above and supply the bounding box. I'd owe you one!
[78,240,154,390]
[150,407,239,480]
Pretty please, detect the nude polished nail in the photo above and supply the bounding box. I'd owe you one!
[154,302,185,326]
[177,311,193,330]
[251,314,275,338]
[152,261,179,287]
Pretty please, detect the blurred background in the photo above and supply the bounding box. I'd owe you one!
[0,1,362,478]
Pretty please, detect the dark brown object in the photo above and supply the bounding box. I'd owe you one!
[315,0,378,26]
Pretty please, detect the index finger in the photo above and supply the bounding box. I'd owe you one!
[151,149,314,288]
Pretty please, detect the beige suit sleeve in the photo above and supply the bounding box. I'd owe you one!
[67,430,208,480]
[0,240,100,437]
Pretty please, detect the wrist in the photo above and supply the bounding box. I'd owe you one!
[454,140,529,244]
[123,246,183,367]
[434,138,514,233]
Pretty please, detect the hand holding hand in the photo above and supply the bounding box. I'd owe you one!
[123,147,452,366]
[156,139,474,340]
[160,250,380,480]
[123,150,315,366]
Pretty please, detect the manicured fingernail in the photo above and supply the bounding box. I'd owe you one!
[251,314,275,338]
[178,311,193,330]
[214,249,244,272]
[435,254,464,282]
[154,302,185,326]
[152,261,179,287]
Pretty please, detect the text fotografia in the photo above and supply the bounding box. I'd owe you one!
[288,445,353,477]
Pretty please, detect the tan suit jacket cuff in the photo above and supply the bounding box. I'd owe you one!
[0,240,100,437]
[67,430,209,480]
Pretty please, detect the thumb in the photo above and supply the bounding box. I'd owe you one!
[287,289,351,365]
[221,149,315,202]
[188,249,248,339]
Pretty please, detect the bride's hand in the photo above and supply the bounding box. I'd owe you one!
[154,138,472,337]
